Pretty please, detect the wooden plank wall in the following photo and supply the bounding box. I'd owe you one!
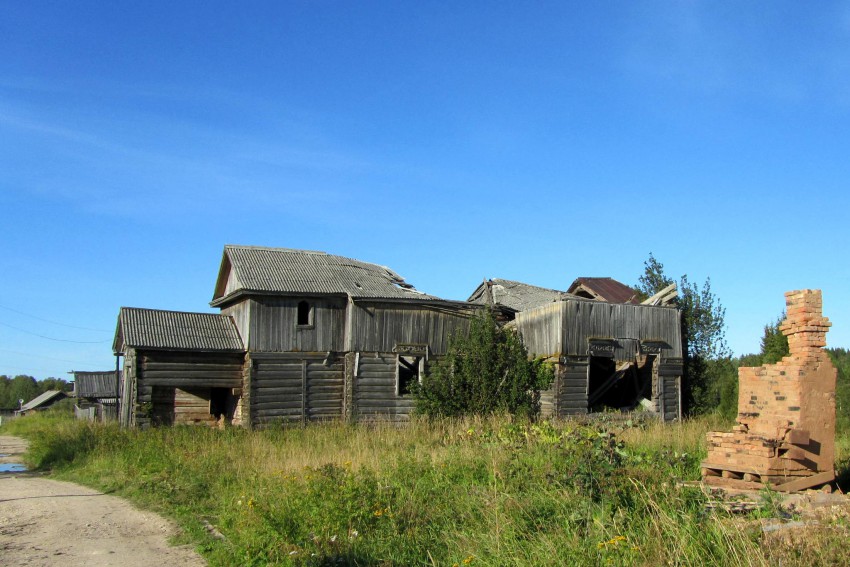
[557,358,589,416]
[353,353,415,420]
[127,350,243,428]
[659,359,684,421]
[516,299,682,360]
[247,297,346,352]
[250,353,345,427]
[221,300,251,349]
[349,303,473,356]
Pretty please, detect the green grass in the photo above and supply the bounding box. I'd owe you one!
[3,411,849,566]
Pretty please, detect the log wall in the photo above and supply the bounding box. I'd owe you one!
[248,352,345,427]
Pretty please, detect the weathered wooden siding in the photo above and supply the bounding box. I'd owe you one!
[555,357,590,416]
[249,352,345,427]
[516,299,682,359]
[122,349,243,428]
[353,353,415,420]
[246,297,346,352]
[221,300,251,349]
[658,359,684,421]
[348,303,474,355]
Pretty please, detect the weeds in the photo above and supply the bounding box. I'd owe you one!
[3,412,849,566]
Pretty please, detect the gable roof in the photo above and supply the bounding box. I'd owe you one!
[211,245,439,306]
[468,279,574,312]
[73,371,119,398]
[113,307,244,354]
[567,277,638,304]
[20,390,67,412]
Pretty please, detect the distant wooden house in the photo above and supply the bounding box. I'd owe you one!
[210,245,477,427]
[72,370,119,422]
[16,390,68,415]
[470,278,683,421]
[113,308,245,428]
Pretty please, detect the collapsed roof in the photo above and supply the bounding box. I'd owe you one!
[467,279,576,313]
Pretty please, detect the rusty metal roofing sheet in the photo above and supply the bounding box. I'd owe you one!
[215,245,439,303]
[116,307,244,352]
[567,277,639,304]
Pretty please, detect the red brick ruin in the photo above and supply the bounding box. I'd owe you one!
[702,289,837,492]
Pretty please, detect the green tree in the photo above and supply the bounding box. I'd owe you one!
[760,315,789,365]
[636,253,730,415]
[7,375,39,410]
[414,309,553,418]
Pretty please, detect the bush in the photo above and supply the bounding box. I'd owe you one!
[413,309,553,418]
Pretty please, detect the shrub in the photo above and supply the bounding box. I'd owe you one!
[413,309,553,418]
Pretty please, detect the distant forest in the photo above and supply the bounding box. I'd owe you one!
[0,375,72,411]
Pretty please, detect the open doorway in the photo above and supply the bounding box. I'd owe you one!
[588,355,655,412]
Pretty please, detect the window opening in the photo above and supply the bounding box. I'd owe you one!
[397,355,422,396]
[297,301,313,326]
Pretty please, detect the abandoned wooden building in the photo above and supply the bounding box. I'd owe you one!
[113,308,245,427]
[115,246,476,428]
[114,246,684,427]
[210,245,477,427]
[72,370,119,421]
[469,278,683,421]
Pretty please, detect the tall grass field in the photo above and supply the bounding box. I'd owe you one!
[4,412,849,566]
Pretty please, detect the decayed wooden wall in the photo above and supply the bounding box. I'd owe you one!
[247,352,344,427]
[348,302,474,355]
[353,353,415,420]
[223,297,346,352]
[516,299,682,360]
[517,299,683,421]
[121,349,244,428]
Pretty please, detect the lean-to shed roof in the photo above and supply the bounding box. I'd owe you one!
[20,390,67,412]
[113,307,244,354]
[211,245,439,306]
[72,371,119,398]
[468,279,575,312]
[567,277,639,304]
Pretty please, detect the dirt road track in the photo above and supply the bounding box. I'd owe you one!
[0,435,206,566]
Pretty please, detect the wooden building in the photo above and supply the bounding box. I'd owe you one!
[469,278,683,421]
[210,245,477,427]
[113,247,683,427]
[113,308,245,427]
[72,370,119,421]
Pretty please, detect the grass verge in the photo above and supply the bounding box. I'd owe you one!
[3,412,849,566]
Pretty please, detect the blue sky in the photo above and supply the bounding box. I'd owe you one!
[2,2,849,379]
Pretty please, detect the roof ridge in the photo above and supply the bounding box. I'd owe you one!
[120,306,231,318]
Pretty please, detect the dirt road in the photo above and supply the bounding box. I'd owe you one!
[0,435,206,566]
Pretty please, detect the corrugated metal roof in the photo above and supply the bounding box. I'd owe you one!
[567,277,639,304]
[468,279,574,312]
[20,390,67,412]
[73,371,119,398]
[212,245,440,305]
[115,307,244,352]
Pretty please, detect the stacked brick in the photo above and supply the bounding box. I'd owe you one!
[702,290,837,491]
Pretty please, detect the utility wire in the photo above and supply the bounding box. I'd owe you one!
[0,321,109,343]
[0,304,109,332]
[0,348,101,366]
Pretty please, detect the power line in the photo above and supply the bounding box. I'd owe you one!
[0,304,109,332]
[0,321,109,344]
[0,348,103,366]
